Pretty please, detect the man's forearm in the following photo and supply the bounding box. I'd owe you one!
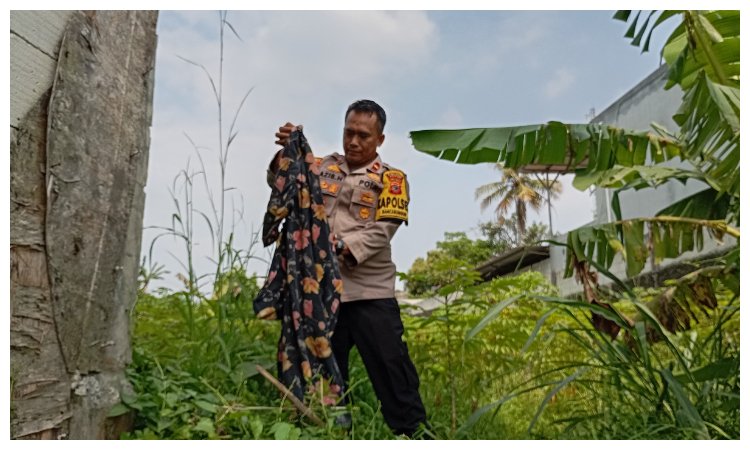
[340,221,400,266]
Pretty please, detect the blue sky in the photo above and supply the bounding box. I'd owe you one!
[143,10,679,292]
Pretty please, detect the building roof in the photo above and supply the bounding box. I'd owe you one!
[474,245,550,280]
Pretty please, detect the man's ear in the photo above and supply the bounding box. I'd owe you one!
[378,133,385,147]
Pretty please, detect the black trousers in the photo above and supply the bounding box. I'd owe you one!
[331,298,427,436]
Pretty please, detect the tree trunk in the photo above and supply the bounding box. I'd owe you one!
[10,11,158,439]
[516,199,527,240]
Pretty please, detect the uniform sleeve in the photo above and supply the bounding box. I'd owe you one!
[375,169,410,225]
[341,220,401,266]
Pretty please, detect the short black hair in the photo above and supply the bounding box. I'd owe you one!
[345,99,386,134]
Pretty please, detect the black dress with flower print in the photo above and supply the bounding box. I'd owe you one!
[254,130,344,402]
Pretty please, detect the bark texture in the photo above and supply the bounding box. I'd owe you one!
[10,10,158,439]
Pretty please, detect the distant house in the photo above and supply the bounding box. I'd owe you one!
[475,245,549,280]
[477,65,736,296]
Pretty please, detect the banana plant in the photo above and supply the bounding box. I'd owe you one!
[409,10,739,336]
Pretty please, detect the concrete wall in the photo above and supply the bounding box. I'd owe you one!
[10,11,74,129]
[10,10,74,439]
[591,65,705,224]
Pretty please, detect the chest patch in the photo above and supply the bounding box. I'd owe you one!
[359,191,375,205]
[320,180,340,195]
[376,170,409,223]
[320,170,344,182]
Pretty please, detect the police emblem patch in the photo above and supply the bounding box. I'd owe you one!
[360,192,375,205]
[376,170,409,223]
[387,172,403,195]
[359,207,371,220]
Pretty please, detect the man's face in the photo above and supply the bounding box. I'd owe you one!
[342,111,384,169]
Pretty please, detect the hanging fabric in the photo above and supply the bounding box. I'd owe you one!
[254,130,344,402]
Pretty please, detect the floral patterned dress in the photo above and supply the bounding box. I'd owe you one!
[254,130,344,402]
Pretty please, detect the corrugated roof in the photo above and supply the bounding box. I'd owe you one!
[474,245,550,280]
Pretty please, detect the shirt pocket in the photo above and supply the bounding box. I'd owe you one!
[350,186,377,222]
[320,179,341,216]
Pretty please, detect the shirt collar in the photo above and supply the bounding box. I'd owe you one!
[343,154,382,175]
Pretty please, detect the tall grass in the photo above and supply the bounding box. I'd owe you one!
[146,11,258,303]
[456,284,740,439]
[126,255,739,439]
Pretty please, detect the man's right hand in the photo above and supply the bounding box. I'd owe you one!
[270,123,303,173]
[274,122,303,147]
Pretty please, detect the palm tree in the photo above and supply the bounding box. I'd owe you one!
[475,165,561,240]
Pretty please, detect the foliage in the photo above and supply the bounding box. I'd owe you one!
[402,228,559,436]
[403,10,740,440]
[125,264,739,440]
[124,266,410,439]
[124,268,277,439]
[410,120,682,171]
[619,10,739,200]
[403,271,560,438]
[459,282,739,439]
[403,232,496,297]
[409,9,739,343]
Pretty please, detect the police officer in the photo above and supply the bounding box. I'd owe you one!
[269,100,427,437]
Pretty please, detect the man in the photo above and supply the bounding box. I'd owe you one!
[268,100,427,437]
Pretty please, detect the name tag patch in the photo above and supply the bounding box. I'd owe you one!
[358,179,381,190]
[321,171,344,182]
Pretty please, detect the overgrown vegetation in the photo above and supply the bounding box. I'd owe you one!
[124,266,396,439]
[410,10,740,319]
[403,9,740,439]
[121,10,739,440]
[123,246,738,439]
